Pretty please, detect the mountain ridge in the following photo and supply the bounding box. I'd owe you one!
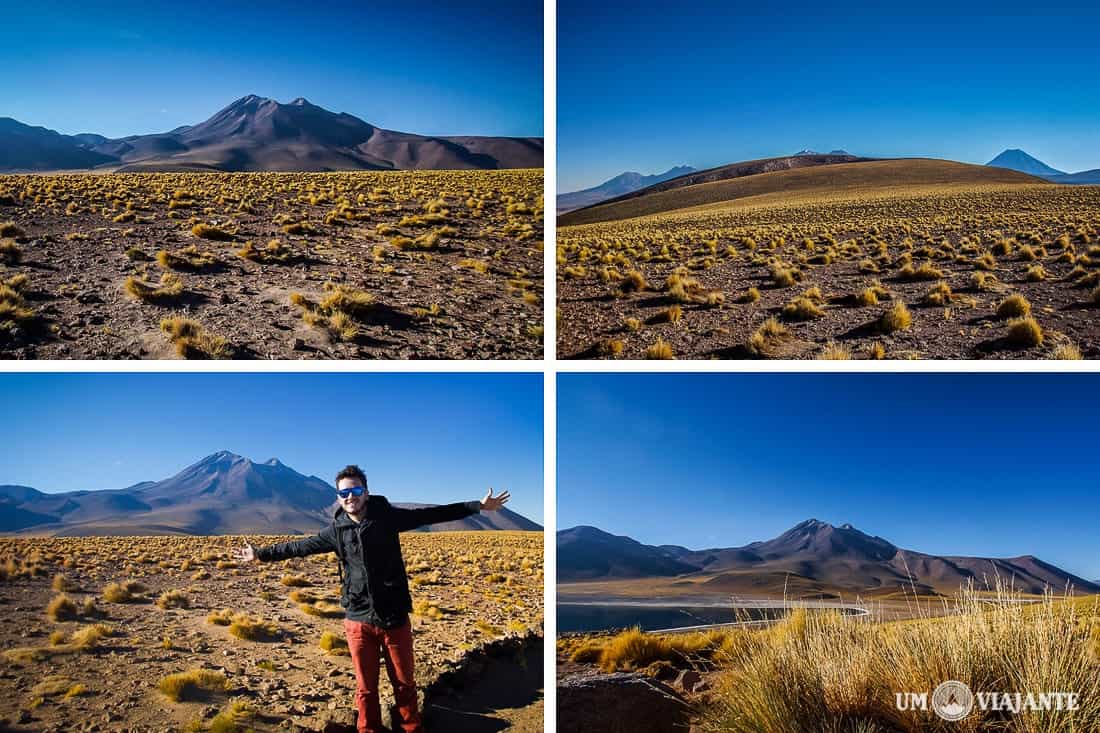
[557,521,1097,596]
[0,95,543,173]
[557,165,696,213]
[1,452,541,535]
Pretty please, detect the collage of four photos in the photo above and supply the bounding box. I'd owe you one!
[2,0,1099,731]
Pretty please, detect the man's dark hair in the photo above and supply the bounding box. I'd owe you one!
[335,464,368,487]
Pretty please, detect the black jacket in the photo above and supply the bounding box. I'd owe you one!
[256,495,480,627]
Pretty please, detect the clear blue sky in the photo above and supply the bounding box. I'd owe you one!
[0,373,543,523]
[559,374,1100,580]
[558,0,1100,192]
[1,0,542,138]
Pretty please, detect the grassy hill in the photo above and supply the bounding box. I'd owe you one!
[559,158,1048,226]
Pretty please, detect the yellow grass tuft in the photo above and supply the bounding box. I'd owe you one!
[1006,317,1043,347]
[645,338,674,359]
[699,586,1100,733]
[157,669,228,703]
[996,294,1031,318]
[319,631,350,656]
[191,223,235,241]
[124,273,184,303]
[103,580,145,603]
[160,318,230,359]
[748,317,790,357]
[46,593,79,622]
[280,574,311,587]
[156,589,190,609]
[878,301,912,334]
[228,615,279,642]
[0,238,21,264]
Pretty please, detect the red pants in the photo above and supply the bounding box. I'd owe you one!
[343,617,422,733]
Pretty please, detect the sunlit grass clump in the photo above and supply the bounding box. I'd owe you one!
[160,317,230,359]
[157,669,228,702]
[319,631,350,656]
[697,587,1100,733]
[124,273,184,303]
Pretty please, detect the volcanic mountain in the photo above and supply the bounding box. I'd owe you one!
[557,166,696,213]
[986,149,1066,177]
[0,451,541,536]
[557,521,1098,596]
[0,95,543,173]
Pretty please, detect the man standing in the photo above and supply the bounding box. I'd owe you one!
[236,464,511,733]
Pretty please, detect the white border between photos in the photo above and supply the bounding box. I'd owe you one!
[7,1,1100,729]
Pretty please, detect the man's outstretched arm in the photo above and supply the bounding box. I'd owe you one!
[391,488,511,533]
[235,525,338,564]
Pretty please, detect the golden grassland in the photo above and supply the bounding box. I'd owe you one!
[0,532,542,731]
[0,169,543,359]
[557,182,1100,359]
[559,587,1100,732]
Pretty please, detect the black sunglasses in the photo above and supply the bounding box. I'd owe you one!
[336,487,366,499]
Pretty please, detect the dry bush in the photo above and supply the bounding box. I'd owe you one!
[191,223,235,241]
[52,573,78,592]
[208,699,256,732]
[157,245,218,271]
[46,593,79,621]
[237,239,293,263]
[0,221,25,238]
[748,317,790,356]
[1006,317,1043,347]
[228,614,279,642]
[878,302,912,334]
[782,296,824,320]
[0,238,21,264]
[279,573,311,587]
[645,338,674,359]
[124,273,184,303]
[816,342,850,360]
[103,580,145,603]
[997,294,1032,318]
[160,317,230,359]
[319,631,350,656]
[698,588,1100,733]
[298,600,344,618]
[156,589,190,609]
[157,669,228,702]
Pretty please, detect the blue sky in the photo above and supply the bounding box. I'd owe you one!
[0,0,542,138]
[559,374,1100,580]
[0,373,543,523]
[558,0,1100,192]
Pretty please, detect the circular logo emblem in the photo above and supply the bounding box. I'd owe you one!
[932,680,974,721]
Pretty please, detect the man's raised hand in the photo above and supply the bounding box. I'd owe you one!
[234,543,257,563]
[480,488,511,511]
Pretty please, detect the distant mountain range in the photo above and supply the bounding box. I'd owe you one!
[794,149,852,157]
[0,96,543,173]
[0,451,541,535]
[558,521,1098,596]
[557,166,696,213]
[986,148,1100,184]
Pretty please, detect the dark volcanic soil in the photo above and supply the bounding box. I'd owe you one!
[0,170,543,360]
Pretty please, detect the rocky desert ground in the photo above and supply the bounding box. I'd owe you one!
[0,169,543,359]
[0,532,543,732]
[558,165,1100,360]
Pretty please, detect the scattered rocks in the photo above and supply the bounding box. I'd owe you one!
[557,672,690,733]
